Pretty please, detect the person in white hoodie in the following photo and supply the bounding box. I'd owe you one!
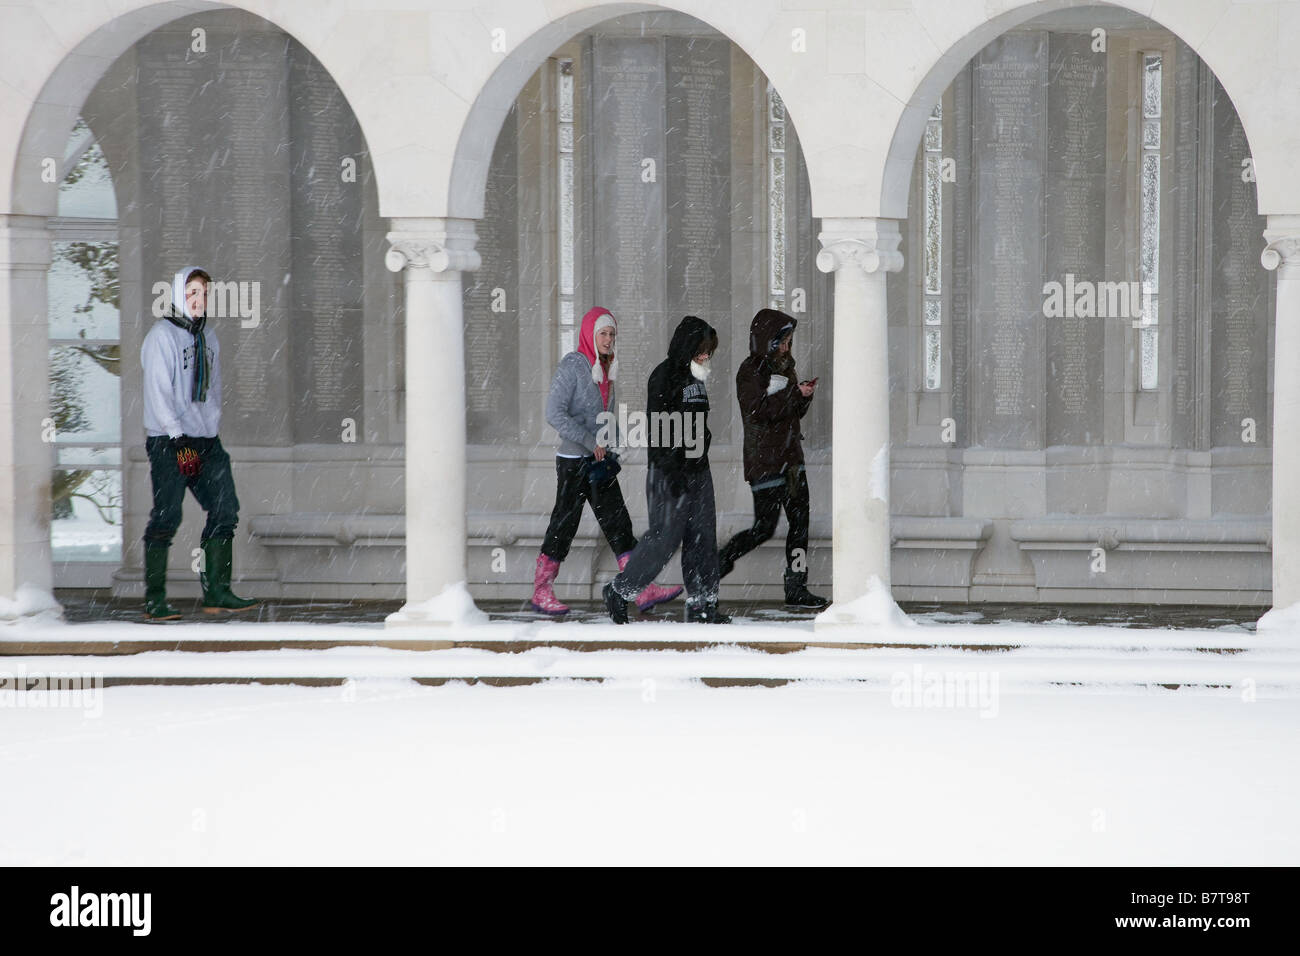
[139,266,257,619]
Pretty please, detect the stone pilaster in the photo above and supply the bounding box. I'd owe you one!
[1262,215,1300,611]
[0,214,59,617]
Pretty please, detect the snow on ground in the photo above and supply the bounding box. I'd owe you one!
[5,641,1300,692]
[0,678,1296,865]
[5,604,1300,692]
[51,515,119,553]
[4,602,1298,864]
[0,586,62,621]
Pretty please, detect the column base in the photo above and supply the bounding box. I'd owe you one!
[1255,602,1300,633]
[813,576,912,631]
[384,582,488,628]
[0,585,64,624]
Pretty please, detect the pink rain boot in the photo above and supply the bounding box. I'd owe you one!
[618,551,684,613]
[531,553,570,615]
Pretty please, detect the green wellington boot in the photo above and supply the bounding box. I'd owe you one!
[200,537,259,613]
[143,545,182,620]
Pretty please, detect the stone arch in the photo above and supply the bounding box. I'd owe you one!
[441,4,841,609]
[1,0,392,603]
[5,1,379,218]
[446,2,822,221]
[870,0,1282,608]
[878,0,1279,220]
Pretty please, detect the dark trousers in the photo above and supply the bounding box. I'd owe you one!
[142,436,241,547]
[541,456,637,562]
[613,467,719,605]
[719,469,810,575]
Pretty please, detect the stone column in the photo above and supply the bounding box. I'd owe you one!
[0,214,58,617]
[814,218,904,626]
[383,218,484,626]
[1262,215,1300,611]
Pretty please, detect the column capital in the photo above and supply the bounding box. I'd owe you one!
[1262,214,1300,273]
[816,217,904,276]
[385,217,481,274]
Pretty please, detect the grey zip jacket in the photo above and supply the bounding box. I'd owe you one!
[546,352,619,456]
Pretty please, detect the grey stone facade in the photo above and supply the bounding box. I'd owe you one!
[61,10,1274,606]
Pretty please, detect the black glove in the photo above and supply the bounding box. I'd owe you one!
[666,470,687,498]
[171,436,202,478]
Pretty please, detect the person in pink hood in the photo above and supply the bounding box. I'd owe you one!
[534,306,682,615]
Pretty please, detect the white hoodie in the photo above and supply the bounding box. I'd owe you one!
[141,266,222,439]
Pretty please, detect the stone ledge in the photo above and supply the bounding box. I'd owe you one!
[243,511,998,600]
[1010,517,1270,549]
[248,513,403,547]
[893,515,993,547]
[248,512,994,547]
[237,512,1275,603]
[892,516,994,600]
[1009,517,1271,599]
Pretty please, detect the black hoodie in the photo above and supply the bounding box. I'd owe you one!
[735,308,812,483]
[646,315,716,474]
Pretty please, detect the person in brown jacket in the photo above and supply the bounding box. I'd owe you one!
[717,308,828,609]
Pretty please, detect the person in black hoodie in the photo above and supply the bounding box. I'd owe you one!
[603,316,729,624]
[718,308,828,609]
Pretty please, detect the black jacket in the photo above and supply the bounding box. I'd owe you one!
[736,308,812,483]
[646,316,716,475]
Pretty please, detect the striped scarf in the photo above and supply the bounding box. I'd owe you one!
[165,308,210,403]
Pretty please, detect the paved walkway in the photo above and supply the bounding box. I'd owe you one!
[52,590,1264,630]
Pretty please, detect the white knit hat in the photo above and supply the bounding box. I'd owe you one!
[591,312,618,384]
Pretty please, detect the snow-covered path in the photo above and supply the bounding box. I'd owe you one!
[1,679,1295,865]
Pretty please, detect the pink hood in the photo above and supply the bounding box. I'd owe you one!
[577,306,617,405]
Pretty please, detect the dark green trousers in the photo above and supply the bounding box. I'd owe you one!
[142,436,240,547]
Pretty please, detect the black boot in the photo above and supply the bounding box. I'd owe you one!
[685,601,731,624]
[143,545,181,620]
[200,538,259,613]
[784,569,829,610]
[603,582,629,625]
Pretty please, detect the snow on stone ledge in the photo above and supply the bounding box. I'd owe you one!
[385,582,489,628]
[814,576,914,631]
[0,585,64,625]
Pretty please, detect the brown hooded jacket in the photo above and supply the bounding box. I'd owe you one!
[735,308,813,484]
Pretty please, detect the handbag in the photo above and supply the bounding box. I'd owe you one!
[586,450,621,485]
